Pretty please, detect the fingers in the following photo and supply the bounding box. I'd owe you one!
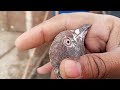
[15,12,97,50]
[60,47,120,79]
[37,62,57,79]
[106,16,120,51]
[60,60,82,79]
[37,62,52,74]
[15,15,67,50]
[85,14,113,53]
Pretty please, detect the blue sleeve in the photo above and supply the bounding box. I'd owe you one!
[52,11,89,16]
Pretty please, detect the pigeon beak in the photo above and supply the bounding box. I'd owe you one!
[75,24,92,39]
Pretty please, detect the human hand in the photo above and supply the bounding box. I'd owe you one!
[15,12,120,79]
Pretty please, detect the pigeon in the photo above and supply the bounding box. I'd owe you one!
[49,24,92,79]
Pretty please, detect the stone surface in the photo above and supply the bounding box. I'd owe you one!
[0,31,29,79]
[0,31,22,56]
[0,48,29,79]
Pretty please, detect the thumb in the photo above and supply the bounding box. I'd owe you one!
[60,47,120,79]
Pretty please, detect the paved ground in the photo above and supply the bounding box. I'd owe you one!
[0,31,29,79]
[0,31,50,79]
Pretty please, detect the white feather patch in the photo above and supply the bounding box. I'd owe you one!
[75,29,80,34]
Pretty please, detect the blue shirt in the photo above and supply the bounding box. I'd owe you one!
[52,11,89,15]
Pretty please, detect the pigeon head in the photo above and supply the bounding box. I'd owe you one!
[49,24,91,79]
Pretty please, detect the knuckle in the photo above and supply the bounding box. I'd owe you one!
[91,55,107,78]
[80,54,107,79]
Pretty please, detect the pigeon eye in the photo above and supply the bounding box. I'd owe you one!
[63,38,71,46]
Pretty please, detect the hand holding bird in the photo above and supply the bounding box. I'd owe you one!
[15,12,120,79]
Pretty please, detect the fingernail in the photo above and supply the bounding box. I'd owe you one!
[64,60,82,78]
